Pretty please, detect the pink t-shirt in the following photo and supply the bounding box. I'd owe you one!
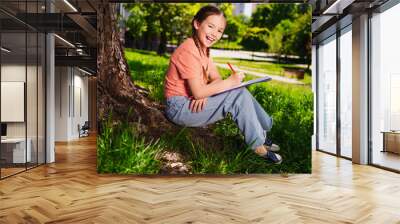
[164,38,219,99]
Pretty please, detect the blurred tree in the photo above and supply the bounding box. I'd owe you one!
[240,27,269,52]
[251,4,298,30]
[125,4,201,55]
[125,4,147,48]
[251,3,311,65]
[267,19,294,59]
[217,3,233,18]
[288,6,312,66]
[224,17,242,41]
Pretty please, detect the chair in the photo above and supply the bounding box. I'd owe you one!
[79,121,90,138]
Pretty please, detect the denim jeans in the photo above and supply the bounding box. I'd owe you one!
[165,88,273,150]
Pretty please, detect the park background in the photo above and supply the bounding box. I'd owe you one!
[97,3,313,174]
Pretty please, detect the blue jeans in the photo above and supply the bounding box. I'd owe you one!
[165,88,273,150]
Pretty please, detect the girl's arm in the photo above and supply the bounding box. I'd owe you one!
[208,58,222,83]
[187,73,243,99]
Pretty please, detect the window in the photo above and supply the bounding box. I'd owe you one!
[339,26,352,158]
[0,1,46,179]
[370,2,400,171]
[317,34,337,154]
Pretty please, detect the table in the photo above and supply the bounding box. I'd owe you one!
[381,131,400,154]
[1,138,31,163]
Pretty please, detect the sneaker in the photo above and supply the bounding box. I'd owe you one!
[262,151,282,164]
[265,137,280,152]
[265,143,280,152]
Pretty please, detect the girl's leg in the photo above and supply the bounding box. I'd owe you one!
[167,88,266,150]
[242,89,273,132]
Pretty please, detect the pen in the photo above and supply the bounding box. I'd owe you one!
[227,63,235,74]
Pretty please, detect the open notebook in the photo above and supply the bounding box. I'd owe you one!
[212,76,272,96]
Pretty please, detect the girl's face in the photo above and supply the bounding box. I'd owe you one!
[194,14,226,49]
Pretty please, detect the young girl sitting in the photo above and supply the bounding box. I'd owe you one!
[163,5,282,164]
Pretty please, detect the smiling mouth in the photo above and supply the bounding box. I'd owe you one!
[206,36,215,43]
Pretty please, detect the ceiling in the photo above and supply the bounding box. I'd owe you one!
[0,0,97,74]
[310,0,390,42]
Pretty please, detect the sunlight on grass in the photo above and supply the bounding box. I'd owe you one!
[213,57,310,85]
[100,49,314,174]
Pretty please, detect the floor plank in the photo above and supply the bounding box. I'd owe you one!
[1,135,400,223]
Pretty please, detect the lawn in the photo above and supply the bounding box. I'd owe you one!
[213,57,312,85]
[97,49,313,174]
[211,40,244,50]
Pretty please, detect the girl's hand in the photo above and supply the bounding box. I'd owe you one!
[227,71,245,87]
[189,97,208,113]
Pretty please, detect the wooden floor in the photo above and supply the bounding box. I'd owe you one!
[1,136,400,223]
[372,150,400,171]
[1,167,26,178]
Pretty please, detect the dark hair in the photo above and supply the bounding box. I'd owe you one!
[191,5,226,57]
[192,5,225,36]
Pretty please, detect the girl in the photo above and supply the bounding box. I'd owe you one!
[164,5,282,164]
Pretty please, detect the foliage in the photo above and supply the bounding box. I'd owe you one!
[97,116,164,174]
[266,19,294,57]
[251,4,299,30]
[240,27,269,51]
[123,3,311,63]
[124,4,147,40]
[247,3,311,64]
[288,10,312,63]
[118,49,313,174]
[264,6,311,63]
[224,15,248,42]
[125,3,194,54]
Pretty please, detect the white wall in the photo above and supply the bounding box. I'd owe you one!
[1,65,26,139]
[55,66,69,141]
[1,63,46,164]
[55,67,89,141]
[0,65,42,137]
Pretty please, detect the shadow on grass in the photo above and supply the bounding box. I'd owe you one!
[108,49,313,174]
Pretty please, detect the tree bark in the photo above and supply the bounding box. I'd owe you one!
[157,29,167,55]
[97,1,174,136]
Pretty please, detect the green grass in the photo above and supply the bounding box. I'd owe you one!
[211,40,244,50]
[97,116,164,174]
[97,48,313,174]
[303,70,312,86]
[213,57,310,84]
[125,49,170,102]
[170,126,289,174]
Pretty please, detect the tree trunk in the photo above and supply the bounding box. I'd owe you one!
[97,1,174,136]
[157,29,167,55]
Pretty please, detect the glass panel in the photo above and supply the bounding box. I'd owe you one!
[38,32,45,165]
[318,35,337,154]
[25,0,38,169]
[27,31,38,169]
[371,4,400,171]
[340,26,352,158]
[1,30,27,177]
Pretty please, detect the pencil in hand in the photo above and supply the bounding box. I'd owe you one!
[227,62,236,74]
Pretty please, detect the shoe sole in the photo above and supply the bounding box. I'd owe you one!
[266,145,280,152]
